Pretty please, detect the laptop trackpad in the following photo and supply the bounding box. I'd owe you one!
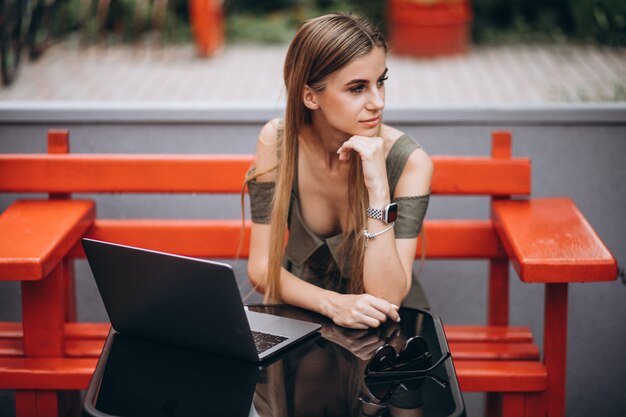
[247,310,283,330]
[246,310,308,337]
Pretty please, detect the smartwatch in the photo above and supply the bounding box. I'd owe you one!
[367,202,398,224]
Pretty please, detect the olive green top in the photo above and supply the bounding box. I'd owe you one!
[247,133,430,309]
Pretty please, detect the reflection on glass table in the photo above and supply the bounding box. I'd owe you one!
[83,307,465,417]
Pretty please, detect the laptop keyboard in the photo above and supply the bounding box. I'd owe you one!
[252,330,288,354]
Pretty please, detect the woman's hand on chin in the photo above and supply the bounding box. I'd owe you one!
[336,135,390,203]
[322,292,400,329]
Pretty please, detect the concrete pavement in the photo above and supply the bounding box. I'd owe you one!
[1,38,625,104]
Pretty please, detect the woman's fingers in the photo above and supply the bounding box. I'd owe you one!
[355,312,382,329]
[337,135,381,161]
[335,294,401,329]
[358,299,389,322]
[366,295,401,323]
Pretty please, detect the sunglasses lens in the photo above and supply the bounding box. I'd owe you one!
[398,336,429,365]
[367,345,397,373]
[365,345,398,401]
[397,336,431,390]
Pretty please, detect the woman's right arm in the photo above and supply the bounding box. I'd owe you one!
[247,120,399,329]
[246,119,324,302]
[246,119,280,293]
[250,226,400,329]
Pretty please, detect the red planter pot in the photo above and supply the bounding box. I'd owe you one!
[189,0,224,57]
[388,0,472,57]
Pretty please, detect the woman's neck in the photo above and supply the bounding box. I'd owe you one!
[299,120,350,171]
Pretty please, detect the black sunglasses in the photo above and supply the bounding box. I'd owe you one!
[364,336,451,401]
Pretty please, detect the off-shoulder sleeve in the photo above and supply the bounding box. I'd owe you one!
[248,180,275,224]
[393,194,430,238]
[247,168,275,224]
[247,120,283,224]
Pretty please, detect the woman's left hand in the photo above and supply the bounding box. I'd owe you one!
[337,135,389,202]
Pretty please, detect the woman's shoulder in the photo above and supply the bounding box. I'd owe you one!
[380,124,432,195]
[380,124,424,157]
[380,124,406,142]
[258,118,282,146]
[254,118,282,181]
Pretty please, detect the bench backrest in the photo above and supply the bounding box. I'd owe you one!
[0,130,531,261]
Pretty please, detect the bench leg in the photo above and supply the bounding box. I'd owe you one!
[21,263,65,356]
[502,392,547,417]
[59,390,82,417]
[525,392,547,417]
[502,393,525,417]
[544,283,568,417]
[63,258,78,322]
[485,392,501,417]
[47,130,77,324]
[19,265,67,417]
[488,259,509,325]
[486,259,511,417]
[16,391,58,417]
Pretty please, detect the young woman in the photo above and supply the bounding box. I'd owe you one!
[246,13,433,330]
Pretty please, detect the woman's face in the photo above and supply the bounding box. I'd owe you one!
[308,47,387,137]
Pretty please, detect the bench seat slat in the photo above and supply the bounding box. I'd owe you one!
[455,360,547,392]
[0,322,535,343]
[0,358,97,390]
[0,340,106,358]
[0,155,530,195]
[65,340,106,357]
[493,198,617,283]
[0,340,540,360]
[0,322,22,338]
[64,322,111,339]
[0,340,22,357]
[0,357,546,392]
[449,342,540,361]
[0,200,95,280]
[444,325,533,343]
[0,322,537,361]
[0,322,111,339]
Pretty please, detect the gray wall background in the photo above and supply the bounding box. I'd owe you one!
[0,104,625,416]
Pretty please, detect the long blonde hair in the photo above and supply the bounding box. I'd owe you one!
[250,13,388,303]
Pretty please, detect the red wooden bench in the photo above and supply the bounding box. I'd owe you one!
[0,130,617,417]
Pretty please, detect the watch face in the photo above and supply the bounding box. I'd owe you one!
[386,203,398,223]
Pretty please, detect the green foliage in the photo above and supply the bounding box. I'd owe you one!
[159,11,192,44]
[224,0,385,45]
[50,0,191,44]
[225,0,625,46]
[571,0,626,45]
[53,0,83,34]
[48,0,626,46]
[226,12,299,44]
[472,0,625,46]
[224,0,305,14]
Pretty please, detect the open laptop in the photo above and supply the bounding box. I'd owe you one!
[82,238,321,363]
